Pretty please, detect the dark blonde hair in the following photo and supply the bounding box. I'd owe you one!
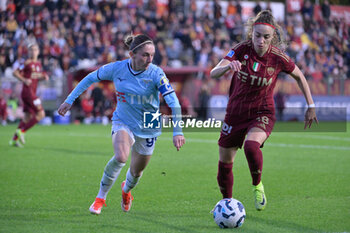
[246,10,287,50]
[124,34,154,53]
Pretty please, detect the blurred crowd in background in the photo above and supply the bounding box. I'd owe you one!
[0,0,349,125]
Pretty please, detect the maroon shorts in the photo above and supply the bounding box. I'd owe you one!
[218,113,275,149]
[22,95,43,114]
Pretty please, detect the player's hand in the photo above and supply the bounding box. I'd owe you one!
[58,102,72,116]
[304,107,318,129]
[43,73,49,81]
[227,60,242,72]
[173,135,185,151]
[24,79,32,86]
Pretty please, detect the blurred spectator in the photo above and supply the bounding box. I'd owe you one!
[153,39,168,67]
[266,1,272,12]
[102,89,116,124]
[274,90,287,121]
[0,90,7,125]
[236,0,242,17]
[0,50,10,73]
[80,92,94,124]
[196,83,210,120]
[6,92,21,123]
[227,1,237,16]
[213,0,223,24]
[6,13,18,31]
[91,83,105,122]
[253,0,262,16]
[178,94,195,117]
[301,0,313,19]
[321,0,331,21]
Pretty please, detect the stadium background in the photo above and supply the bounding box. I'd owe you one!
[0,0,349,125]
[0,1,350,232]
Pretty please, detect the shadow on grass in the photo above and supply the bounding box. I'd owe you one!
[248,214,320,233]
[0,216,134,233]
[33,146,108,157]
[125,212,204,233]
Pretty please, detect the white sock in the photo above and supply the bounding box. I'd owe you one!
[97,157,125,199]
[123,168,142,193]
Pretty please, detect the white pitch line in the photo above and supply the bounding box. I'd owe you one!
[266,143,350,151]
[275,134,350,142]
[157,137,350,151]
[1,131,349,151]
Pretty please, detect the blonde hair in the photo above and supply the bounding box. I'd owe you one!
[246,10,287,51]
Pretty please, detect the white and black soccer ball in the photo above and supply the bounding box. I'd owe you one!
[212,198,246,228]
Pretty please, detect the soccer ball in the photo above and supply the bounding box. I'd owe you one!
[212,198,246,228]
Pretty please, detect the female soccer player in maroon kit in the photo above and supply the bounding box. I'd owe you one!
[210,10,318,210]
[10,43,48,147]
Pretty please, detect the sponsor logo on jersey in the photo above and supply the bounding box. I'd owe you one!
[244,54,249,60]
[238,71,272,87]
[116,91,126,102]
[226,50,235,58]
[241,60,246,66]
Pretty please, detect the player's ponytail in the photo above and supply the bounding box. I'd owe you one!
[246,10,287,51]
[124,34,154,53]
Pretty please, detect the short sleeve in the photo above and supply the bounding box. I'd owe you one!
[223,41,246,61]
[155,69,174,97]
[96,62,117,81]
[280,53,295,74]
[224,49,237,61]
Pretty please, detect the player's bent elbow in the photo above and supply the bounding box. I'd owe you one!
[210,69,219,79]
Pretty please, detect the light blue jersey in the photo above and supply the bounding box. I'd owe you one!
[65,59,182,138]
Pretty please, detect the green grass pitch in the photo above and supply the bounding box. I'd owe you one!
[0,123,349,233]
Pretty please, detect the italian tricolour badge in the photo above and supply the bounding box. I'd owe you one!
[252,62,261,72]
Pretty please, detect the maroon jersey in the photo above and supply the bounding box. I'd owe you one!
[19,60,44,98]
[224,40,295,118]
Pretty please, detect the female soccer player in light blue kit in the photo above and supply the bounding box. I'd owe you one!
[58,34,185,214]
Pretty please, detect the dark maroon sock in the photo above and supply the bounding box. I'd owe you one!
[217,161,233,198]
[18,120,25,130]
[22,117,38,132]
[244,140,263,186]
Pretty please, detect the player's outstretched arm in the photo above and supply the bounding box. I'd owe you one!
[173,134,185,151]
[289,65,318,129]
[41,72,49,81]
[58,102,72,116]
[210,59,241,79]
[162,92,185,151]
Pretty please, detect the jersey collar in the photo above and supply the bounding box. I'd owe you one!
[127,59,148,76]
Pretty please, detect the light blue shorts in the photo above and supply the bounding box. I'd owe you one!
[111,121,157,156]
